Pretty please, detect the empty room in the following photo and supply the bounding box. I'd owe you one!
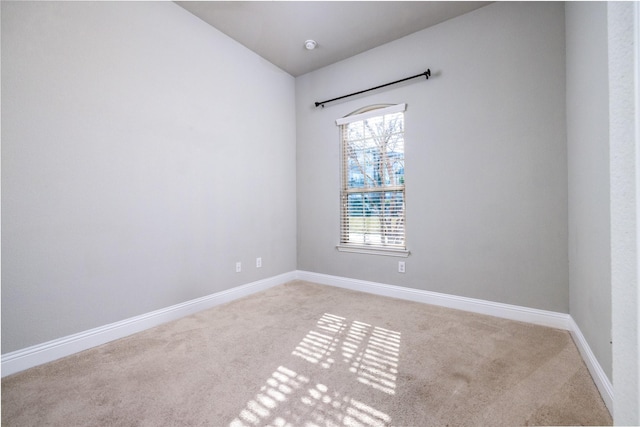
[1,1,638,426]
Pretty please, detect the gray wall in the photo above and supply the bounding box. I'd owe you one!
[1,1,297,353]
[565,2,612,382]
[296,2,569,312]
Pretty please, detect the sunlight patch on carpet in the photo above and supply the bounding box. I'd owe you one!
[293,313,401,395]
[292,313,347,368]
[230,369,391,427]
[230,313,401,426]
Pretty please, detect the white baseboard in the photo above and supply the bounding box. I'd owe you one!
[296,270,571,330]
[1,269,614,416]
[568,317,614,413]
[1,271,296,377]
[296,270,613,414]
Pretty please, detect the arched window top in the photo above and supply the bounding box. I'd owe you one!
[336,103,406,126]
[345,104,395,117]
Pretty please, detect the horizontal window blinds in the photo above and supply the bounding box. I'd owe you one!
[339,104,406,250]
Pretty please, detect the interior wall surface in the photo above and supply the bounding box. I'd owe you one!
[295,1,569,312]
[1,1,297,353]
[608,1,640,424]
[565,2,612,382]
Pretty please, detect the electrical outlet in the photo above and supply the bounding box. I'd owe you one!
[236,262,241,273]
[398,261,406,273]
[256,257,262,268]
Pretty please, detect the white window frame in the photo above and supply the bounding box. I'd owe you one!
[336,103,410,257]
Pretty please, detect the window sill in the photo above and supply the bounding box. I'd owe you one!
[336,245,410,257]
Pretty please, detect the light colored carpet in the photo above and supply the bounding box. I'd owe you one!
[2,280,611,426]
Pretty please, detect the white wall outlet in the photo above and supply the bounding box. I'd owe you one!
[398,261,406,273]
[256,257,262,268]
[235,262,241,273]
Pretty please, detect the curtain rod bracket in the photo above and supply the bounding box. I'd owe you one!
[315,69,431,108]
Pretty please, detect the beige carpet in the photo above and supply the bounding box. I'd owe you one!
[2,280,611,426]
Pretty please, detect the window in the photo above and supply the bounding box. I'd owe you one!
[336,104,409,257]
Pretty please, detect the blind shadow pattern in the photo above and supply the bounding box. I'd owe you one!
[230,313,402,427]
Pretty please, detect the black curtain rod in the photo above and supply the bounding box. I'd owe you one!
[315,69,431,108]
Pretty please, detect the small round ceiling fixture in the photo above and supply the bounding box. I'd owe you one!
[304,40,317,50]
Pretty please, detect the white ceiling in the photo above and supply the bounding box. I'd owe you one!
[176,1,491,77]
